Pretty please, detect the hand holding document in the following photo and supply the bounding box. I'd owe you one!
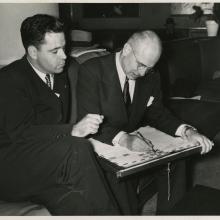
[134,126,194,153]
[118,132,156,152]
[136,131,156,153]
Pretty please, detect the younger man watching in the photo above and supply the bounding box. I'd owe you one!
[0,14,119,215]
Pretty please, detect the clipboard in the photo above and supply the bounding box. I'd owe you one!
[100,145,201,178]
[89,126,202,178]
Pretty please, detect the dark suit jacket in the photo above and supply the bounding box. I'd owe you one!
[77,54,183,144]
[0,56,72,147]
[67,57,80,124]
[0,56,74,199]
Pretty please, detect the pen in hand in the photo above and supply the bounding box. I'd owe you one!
[136,131,157,153]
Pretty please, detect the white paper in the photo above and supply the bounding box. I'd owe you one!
[89,126,195,168]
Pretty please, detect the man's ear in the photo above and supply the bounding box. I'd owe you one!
[122,43,132,56]
[27,46,38,60]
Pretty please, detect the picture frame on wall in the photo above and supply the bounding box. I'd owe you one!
[171,3,214,15]
[83,3,140,18]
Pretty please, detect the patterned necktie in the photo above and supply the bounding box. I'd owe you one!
[45,74,52,89]
[123,77,131,111]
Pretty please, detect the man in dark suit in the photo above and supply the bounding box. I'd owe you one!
[0,14,120,215]
[77,30,213,214]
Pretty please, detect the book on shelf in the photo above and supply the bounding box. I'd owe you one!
[89,126,201,178]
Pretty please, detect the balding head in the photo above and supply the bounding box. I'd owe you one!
[120,30,162,79]
[127,30,162,66]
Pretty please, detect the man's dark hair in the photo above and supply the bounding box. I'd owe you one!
[20,14,65,51]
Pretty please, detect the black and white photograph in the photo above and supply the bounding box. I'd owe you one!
[0,1,220,217]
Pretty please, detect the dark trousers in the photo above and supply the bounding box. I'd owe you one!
[99,159,186,215]
[31,137,120,215]
[0,137,120,215]
[104,172,139,215]
[156,160,186,214]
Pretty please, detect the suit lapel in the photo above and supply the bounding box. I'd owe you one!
[128,72,154,125]
[21,57,68,122]
[22,57,59,99]
[101,54,128,122]
[54,71,70,122]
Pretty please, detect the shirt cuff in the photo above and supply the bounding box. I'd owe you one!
[112,131,126,146]
[175,124,197,137]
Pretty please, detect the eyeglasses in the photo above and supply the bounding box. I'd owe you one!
[130,46,153,71]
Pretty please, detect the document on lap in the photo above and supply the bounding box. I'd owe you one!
[89,126,202,178]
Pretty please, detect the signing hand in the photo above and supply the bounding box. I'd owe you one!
[71,114,104,137]
[118,133,154,152]
[185,128,214,154]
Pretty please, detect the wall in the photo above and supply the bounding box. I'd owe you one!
[0,3,59,66]
[70,3,171,30]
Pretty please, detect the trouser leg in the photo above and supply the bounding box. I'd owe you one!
[137,170,157,212]
[104,172,139,215]
[156,159,186,215]
[31,186,94,215]
[31,137,120,215]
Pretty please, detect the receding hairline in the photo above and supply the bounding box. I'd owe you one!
[127,30,162,53]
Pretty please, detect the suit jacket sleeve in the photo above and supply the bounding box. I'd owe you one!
[77,60,121,144]
[67,57,80,124]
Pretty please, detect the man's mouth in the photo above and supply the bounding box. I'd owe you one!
[58,63,65,68]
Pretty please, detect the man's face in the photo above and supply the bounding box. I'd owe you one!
[34,32,66,74]
[122,42,161,80]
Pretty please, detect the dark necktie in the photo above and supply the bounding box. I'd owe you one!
[123,77,131,110]
[45,74,52,89]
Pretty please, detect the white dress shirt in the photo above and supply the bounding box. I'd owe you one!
[112,53,189,146]
[27,59,54,90]
[115,52,135,102]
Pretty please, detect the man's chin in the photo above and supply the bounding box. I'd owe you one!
[127,71,142,80]
[54,67,64,74]
[129,74,138,80]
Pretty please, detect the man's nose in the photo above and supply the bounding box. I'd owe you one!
[59,49,67,60]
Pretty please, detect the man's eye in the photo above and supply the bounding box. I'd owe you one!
[51,50,57,54]
[138,63,146,69]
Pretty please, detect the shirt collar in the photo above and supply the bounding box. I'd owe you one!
[116,52,126,88]
[115,52,135,101]
[27,57,54,88]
